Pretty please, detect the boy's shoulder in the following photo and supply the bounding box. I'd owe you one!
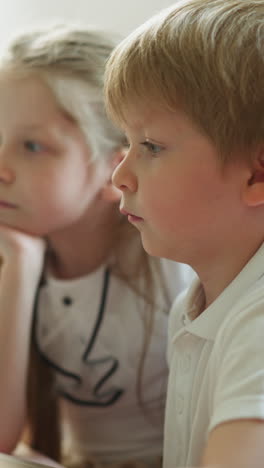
[208,274,264,432]
[167,244,264,360]
[216,272,264,350]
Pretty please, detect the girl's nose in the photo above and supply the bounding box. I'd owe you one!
[0,152,15,184]
[112,153,138,193]
[0,167,15,184]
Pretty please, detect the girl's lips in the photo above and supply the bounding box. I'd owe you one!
[0,200,17,209]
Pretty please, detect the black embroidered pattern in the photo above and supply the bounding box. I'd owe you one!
[32,268,124,406]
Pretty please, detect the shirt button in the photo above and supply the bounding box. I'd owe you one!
[62,296,73,306]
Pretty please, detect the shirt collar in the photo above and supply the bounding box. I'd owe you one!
[179,242,264,341]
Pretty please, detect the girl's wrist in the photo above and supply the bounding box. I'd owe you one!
[1,258,43,289]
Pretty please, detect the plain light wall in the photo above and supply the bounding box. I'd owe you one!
[0,0,175,46]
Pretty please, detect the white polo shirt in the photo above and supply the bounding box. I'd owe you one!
[164,242,264,467]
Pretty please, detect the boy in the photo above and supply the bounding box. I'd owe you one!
[104,0,264,467]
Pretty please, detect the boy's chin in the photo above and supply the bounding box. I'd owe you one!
[141,237,166,259]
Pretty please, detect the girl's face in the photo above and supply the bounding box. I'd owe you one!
[0,74,110,236]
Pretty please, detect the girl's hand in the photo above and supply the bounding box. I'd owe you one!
[0,224,46,284]
[0,226,45,453]
[1,450,64,468]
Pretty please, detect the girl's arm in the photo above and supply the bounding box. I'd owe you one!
[14,444,64,468]
[0,225,45,453]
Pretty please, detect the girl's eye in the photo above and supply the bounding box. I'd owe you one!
[24,140,45,153]
[122,139,131,153]
[123,137,130,149]
[141,140,163,155]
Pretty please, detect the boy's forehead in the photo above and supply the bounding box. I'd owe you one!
[121,103,168,131]
[122,112,146,131]
[122,104,187,134]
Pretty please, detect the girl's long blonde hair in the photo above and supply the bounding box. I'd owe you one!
[1,24,170,464]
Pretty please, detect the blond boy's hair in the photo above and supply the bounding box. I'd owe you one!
[105,0,264,160]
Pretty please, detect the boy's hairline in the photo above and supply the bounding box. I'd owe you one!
[104,0,264,164]
[106,90,260,165]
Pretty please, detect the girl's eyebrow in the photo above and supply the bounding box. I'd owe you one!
[17,123,47,132]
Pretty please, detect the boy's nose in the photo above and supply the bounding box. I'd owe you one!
[112,154,138,193]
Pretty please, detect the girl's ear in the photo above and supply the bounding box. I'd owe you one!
[242,146,264,207]
[100,150,124,203]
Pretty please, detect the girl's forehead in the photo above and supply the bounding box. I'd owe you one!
[0,74,74,134]
[0,72,47,100]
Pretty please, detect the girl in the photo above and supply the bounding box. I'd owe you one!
[0,24,191,468]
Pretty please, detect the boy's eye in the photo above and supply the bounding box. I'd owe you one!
[141,140,163,155]
[24,140,45,153]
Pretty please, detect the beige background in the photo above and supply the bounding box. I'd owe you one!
[0,0,176,48]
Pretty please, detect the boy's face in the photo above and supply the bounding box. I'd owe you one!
[113,106,249,266]
[0,74,111,236]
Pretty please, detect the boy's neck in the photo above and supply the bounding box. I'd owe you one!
[196,236,264,310]
[46,203,122,280]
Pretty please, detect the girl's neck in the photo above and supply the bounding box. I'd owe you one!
[47,202,122,280]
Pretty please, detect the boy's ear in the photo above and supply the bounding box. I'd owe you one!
[243,146,264,207]
[100,150,124,203]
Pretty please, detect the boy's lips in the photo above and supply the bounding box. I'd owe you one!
[120,208,143,222]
